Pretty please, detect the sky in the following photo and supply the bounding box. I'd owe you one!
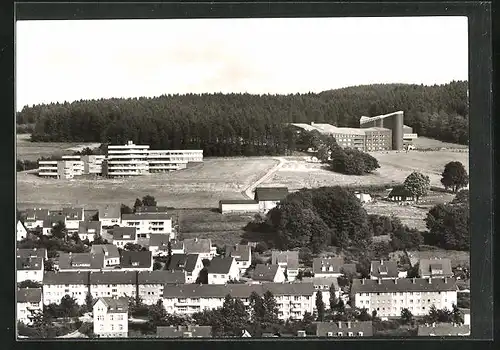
[15,17,468,111]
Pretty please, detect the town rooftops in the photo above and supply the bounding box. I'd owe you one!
[43,271,90,285]
[419,258,453,277]
[225,244,251,262]
[163,282,314,298]
[111,227,137,241]
[90,271,137,284]
[98,205,121,219]
[183,238,212,255]
[254,187,289,202]
[206,256,235,274]
[135,206,170,214]
[91,244,120,259]
[271,250,299,269]
[24,208,50,221]
[253,264,281,282]
[121,213,172,221]
[78,220,102,235]
[315,321,373,337]
[119,250,152,269]
[95,297,129,313]
[302,277,340,291]
[351,277,458,294]
[43,214,66,228]
[149,234,171,248]
[58,252,105,270]
[388,185,414,198]
[370,260,399,279]
[313,257,357,275]
[17,248,47,260]
[417,323,470,336]
[137,270,186,285]
[17,288,43,303]
[62,207,84,221]
[17,257,43,271]
[219,199,258,205]
[168,254,199,273]
[156,325,212,338]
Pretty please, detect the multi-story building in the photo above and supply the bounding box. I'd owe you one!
[81,155,106,176]
[17,221,28,241]
[111,227,138,248]
[351,277,458,318]
[207,257,240,284]
[93,297,128,338]
[103,141,150,177]
[225,244,252,275]
[168,254,204,284]
[254,187,289,213]
[162,283,314,320]
[313,257,357,278]
[43,271,90,305]
[17,256,44,283]
[137,271,186,305]
[315,321,373,337]
[121,213,174,243]
[17,288,43,325]
[89,271,137,299]
[119,251,153,271]
[98,205,121,228]
[78,220,102,242]
[271,250,300,282]
[135,206,170,214]
[302,277,340,311]
[183,238,217,260]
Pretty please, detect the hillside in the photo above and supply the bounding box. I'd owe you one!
[16,81,468,157]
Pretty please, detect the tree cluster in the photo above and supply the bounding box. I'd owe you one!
[17,82,469,156]
[440,161,469,193]
[425,201,470,251]
[328,147,380,175]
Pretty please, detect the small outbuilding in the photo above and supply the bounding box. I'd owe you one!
[387,186,415,203]
[219,199,260,214]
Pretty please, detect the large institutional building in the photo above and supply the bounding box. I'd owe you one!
[291,111,418,152]
[38,141,203,179]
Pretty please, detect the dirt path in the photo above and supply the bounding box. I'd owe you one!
[243,157,287,199]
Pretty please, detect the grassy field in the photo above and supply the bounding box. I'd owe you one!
[16,134,100,161]
[407,249,470,268]
[412,136,469,150]
[16,157,278,209]
[263,150,469,191]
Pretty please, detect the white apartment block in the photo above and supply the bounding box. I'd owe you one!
[121,213,173,240]
[17,288,43,325]
[352,278,458,319]
[43,271,90,305]
[93,297,128,338]
[137,271,185,305]
[162,283,314,320]
[104,141,150,177]
[302,277,341,311]
[89,272,137,299]
[17,221,28,241]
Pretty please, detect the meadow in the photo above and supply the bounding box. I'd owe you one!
[16,134,100,161]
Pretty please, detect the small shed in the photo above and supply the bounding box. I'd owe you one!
[219,199,260,214]
[387,186,415,202]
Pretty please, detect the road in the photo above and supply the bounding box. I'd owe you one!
[243,157,287,200]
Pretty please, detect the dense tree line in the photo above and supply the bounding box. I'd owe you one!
[17,81,468,156]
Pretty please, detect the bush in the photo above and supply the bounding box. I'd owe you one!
[254,242,268,254]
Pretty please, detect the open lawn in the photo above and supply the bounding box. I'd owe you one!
[412,136,469,150]
[16,157,278,209]
[263,150,469,191]
[16,134,100,161]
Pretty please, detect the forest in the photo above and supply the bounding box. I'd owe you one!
[16,81,468,157]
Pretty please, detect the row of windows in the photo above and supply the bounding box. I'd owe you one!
[358,292,444,297]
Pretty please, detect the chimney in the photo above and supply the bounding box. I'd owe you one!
[412,278,416,284]
[380,259,384,265]
[378,278,382,285]
[361,278,365,285]
[347,321,351,329]
[432,322,436,328]
[444,277,448,284]
[394,279,398,284]
[337,322,342,329]
[428,278,432,284]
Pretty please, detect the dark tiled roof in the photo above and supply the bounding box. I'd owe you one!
[313,257,346,274]
[43,214,66,228]
[157,326,212,338]
[62,207,84,221]
[120,250,152,269]
[84,209,99,221]
[135,206,170,214]
[111,227,137,240]
[149,234,171,247]
[122,213,172,221]
[315,321,373,337]
[417,323,470,336]
[183,238,212,254]
[419,259,453,277]
[24,208,50,221]
[219,199,258,205]
[138,271,185,285]
[388,186,414,198]
[43,271,90,285]
[170,241,184,250]
[254,187,289,202]
[58,252,105,270]
[17,288,43,303]
[17,257,43,271]
[207,256,235,274]
[98,205,121,219]
[225,244,251,262]
[253,264,280,282]
[169,254,199,273]
[271,250,299,269]
[17,248,47,260]
[91,245,120,260]
[351,278,458,294]
[163,282,314,298]
[97,297,129,313]
[78,220,102,236]
[302,277,340,291]
[370,260,399,279]
[90,271,137,285]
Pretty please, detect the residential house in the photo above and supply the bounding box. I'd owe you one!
[156,325,212,338]
[62,207,86,233]
[183,238,217,260]
[119,250,153,271]
[84,209,99,222]
[252,264,286,283]
[388,186,415,203]
[225,244,252,275]
[121,213,174,243]
[254,187,289,213]
[315,321,373,337]
[43,271,90,305]
[91,245,121,267]
[302,277,340,310]
[419,259,453,279]
[168,254,204,284]
[93,297,128,338]
[313,257,357,278]
[162,283,314,320]
[417,323,470,336]
[89,271,137,299]
[370,260,399,280]
[148,234,171,257]
[170,240,185,255]
[207,256,240,284]
[138,271,186,305]
[98,205,122,228]
[111,227,138,248]
[218,200,259,214]
[17,248,47,260]
[17,257,44,283]
[78,220,102,242]
[57,252,106,272]
[351,277,458,318]
[271,250,299,281]
[17,288,43,325]
[23,208,50,231]
[17,221,28,241]
[42,214,66,236]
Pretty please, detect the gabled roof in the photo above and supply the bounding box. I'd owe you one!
[137,271,185,285]
[135,206,170,214]
[96,297,129,313]
[43,271,90,285]
[219,199,258,205]
[111,227,137,240]
[225,244,251,262]
[58,252,105,270]
[90,271,137,284]
[17,248,47,260]
[91,244,120,260]
[271,250,299,269]
[419,259,453,277]
[417,323,470,336]
[168,254,199,273]
[315,321,373,336]
[98,205,121,219]
[42,214,66,228]
[62,207,84,221]
[156,325,212,338]
[170,240,184,251]
[253,264,281,281]
[84,209,99,221]
[370,260,399,278]
[78,220,102,235]
[120,250,152,269]
[17,257,43,271]
[149,234,171,248]
[388,185,414,198]
[313,257,356,275]
[183,238,212,255]
[122,213,172,221]
[24,208,50,221]
[351,278,458,294]
[254,187,289,202]
[302,277,340,291]
[17,288,43,303]
[207,256,235,274]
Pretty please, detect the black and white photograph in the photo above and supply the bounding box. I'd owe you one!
[13,5,490,341]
